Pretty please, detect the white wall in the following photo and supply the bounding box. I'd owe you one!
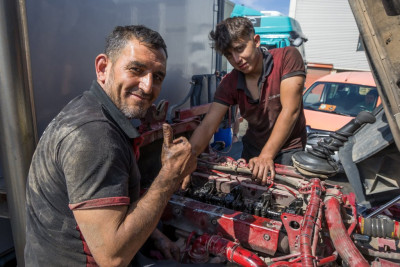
[289,0,370,71]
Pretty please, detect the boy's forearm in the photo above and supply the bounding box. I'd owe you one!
[260,108,300,159]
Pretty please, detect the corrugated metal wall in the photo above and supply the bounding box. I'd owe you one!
[290,0,370,71]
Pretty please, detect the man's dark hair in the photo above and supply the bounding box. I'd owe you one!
[209,17,255,54]
[105,25,168,62]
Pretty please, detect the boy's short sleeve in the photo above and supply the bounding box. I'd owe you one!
[213,71,239,106]
[281,46,306,80]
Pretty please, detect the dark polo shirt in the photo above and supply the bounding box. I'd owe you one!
[214,46,307,158]
[25,81,141,266]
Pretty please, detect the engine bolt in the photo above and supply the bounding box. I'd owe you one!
[240,214,248,220]
[263,234,270,241]
[173,208,181,215]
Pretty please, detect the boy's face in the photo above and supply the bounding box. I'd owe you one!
[223,34,261,75]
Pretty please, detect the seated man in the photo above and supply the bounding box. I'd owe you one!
[362,89,379,111]
[25,25,197,266]
[349,89,379,115]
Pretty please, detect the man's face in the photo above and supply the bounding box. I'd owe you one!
[103,39,167,119]
[223,34,261,75]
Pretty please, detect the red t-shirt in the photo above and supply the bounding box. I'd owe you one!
[214,46,307,153]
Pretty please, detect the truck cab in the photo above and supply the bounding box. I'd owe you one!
[230,4,307,60]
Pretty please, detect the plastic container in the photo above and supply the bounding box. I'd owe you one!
[213,127,232,148]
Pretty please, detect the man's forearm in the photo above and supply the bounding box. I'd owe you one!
[114,168,181,261]
[73,168,183,267]
[111,124,196,264]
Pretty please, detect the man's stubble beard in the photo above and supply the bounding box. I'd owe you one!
[120,102,147,119]
[104,68,148,119]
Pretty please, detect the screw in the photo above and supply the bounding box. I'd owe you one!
[240,214,248,220]
[264,222,274,228]
[173,208,181,215]
[263,234,270,241]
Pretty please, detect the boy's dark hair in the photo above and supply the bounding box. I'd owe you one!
[105,25,168,62]
[209,17,255,54]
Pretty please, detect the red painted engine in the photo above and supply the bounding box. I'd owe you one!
[138,102,400,267]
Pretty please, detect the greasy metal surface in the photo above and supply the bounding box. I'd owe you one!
[352,108,393,163]
[162,194,282,256]
[145,133,400,265]
[189,234,267,266]
[0,0,37,265]
[357,143,400,197]
[299,179,322,266]
[134,119,400,265]
[349,0,400,151]
[366,195,400,218]
[325,196,370,267]
[0,194,8,219]
[280,213,303,254]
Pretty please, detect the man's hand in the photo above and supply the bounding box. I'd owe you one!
[248,156,275,185]
[151,229,180,261]
[161,124,197,188]
[181,174,191,190]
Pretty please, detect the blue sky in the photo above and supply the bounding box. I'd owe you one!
[229,0,291,15]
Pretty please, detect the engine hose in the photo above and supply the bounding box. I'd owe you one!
[300,178,322,267]
[270,261,301,267]
[357,246,400,260]
[358,217,400,239]
[325,197,369,267]
[311,202,324,256]
[317,251,338,266]
[189,233,267,267]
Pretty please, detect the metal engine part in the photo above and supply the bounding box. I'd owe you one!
[158,152,400,266]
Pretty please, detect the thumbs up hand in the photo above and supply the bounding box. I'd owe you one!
[160,124,197,187]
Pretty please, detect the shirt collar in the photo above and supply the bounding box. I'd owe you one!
[258,47,274,88]
[236,47,274,91]
[89,80,140,139]
[236,47,274,104]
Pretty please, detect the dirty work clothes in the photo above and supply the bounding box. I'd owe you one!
[25,80,141,267]
[214,46,307,159]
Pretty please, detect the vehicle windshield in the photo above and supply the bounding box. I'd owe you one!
[303,82,379,117]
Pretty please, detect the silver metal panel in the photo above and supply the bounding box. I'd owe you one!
[26,0,217,135]
[0,0,37,265]
[0,218,14,255]
[349,0,400,151]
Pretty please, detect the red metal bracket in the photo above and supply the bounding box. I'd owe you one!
[162,194,283,256]
[280,213,303,254]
